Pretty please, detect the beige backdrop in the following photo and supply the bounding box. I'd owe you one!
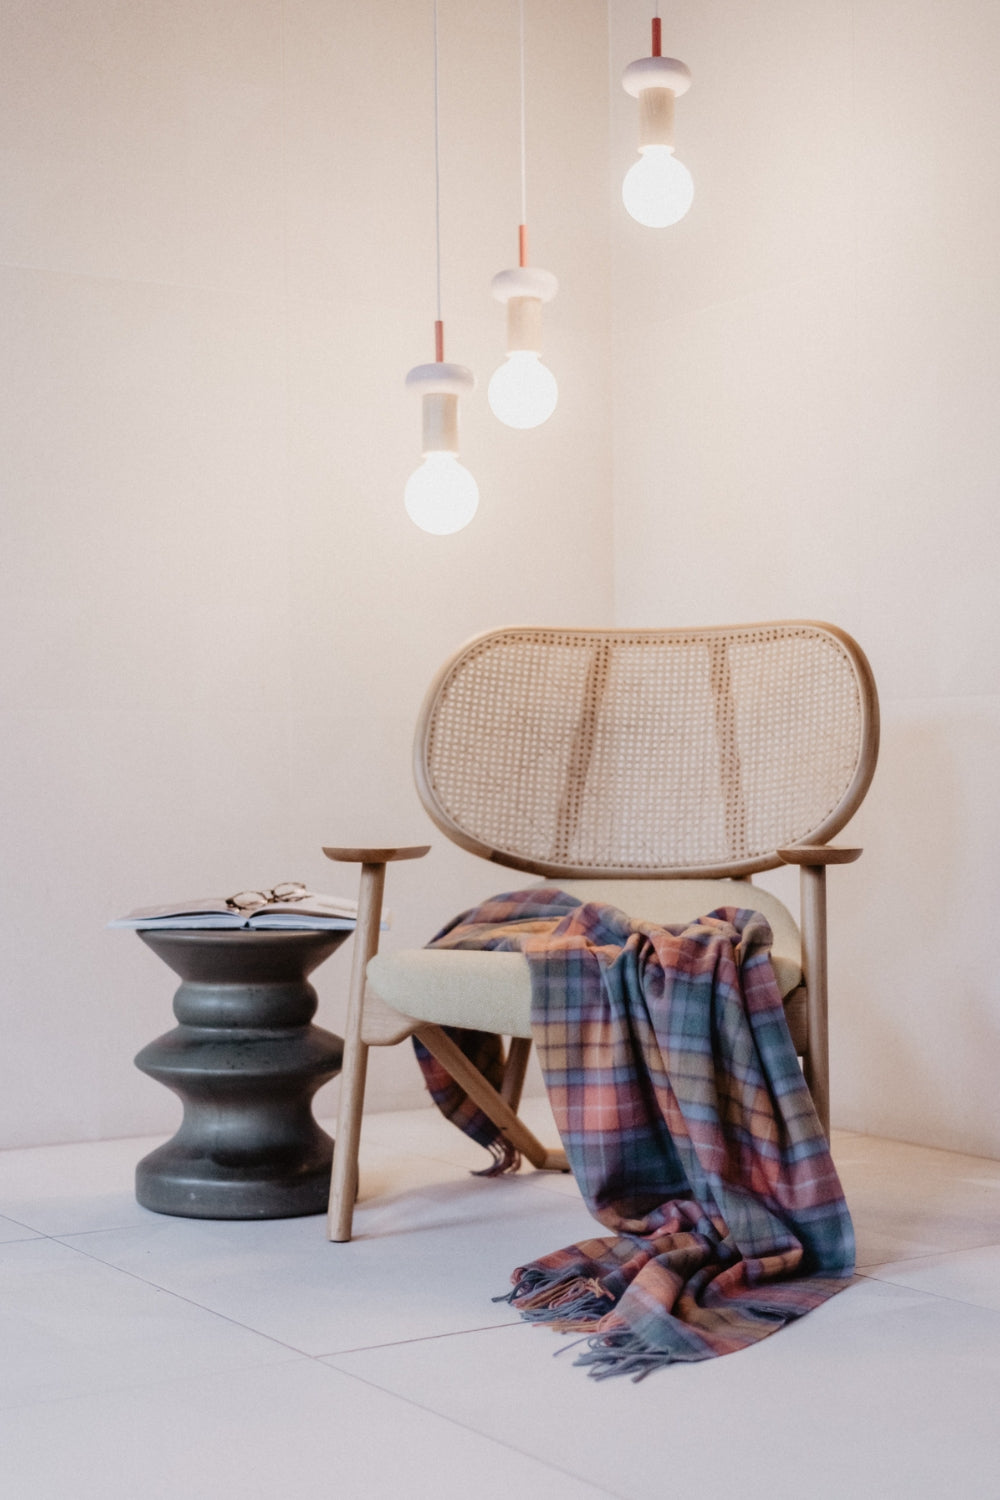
[1,0,997,1158]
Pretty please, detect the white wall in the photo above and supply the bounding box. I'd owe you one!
[4,0,999,1162]
[0,0,613,1146]
[609,0,1000,1155]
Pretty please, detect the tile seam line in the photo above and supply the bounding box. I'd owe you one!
[313,1319,523,1359]
[854,1231,1000,1272]
[314,1362,627,1500]
[47,1233,312,1359]
[0,1350,309,1419]
[46,1232,522,1356]
[0,1210,42,1234]
[27,1221,154,1239]
[856,1266,1000,1315]
[838,1139,1000,1164]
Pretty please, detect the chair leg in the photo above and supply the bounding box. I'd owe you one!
[415,1023,568,1172]
[327,1028,367,1240]
[500,1036,532,1112]
[327,861,386,1241]
[799,863,831,1142]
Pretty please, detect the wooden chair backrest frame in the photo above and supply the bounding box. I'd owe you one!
[327,620,878,1237]
[414,621,879,880]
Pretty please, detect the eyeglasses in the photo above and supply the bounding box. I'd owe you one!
[226,882,311,912]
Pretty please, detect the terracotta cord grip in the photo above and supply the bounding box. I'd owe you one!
[434,319,444,362]
[652,16,662,56]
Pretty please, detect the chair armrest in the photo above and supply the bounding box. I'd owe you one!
[323,845,430,864]
[777,844,862,866]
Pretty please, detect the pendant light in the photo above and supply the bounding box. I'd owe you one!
[404,0,479,535]
[622,8,693,228]
[488,0,558,430]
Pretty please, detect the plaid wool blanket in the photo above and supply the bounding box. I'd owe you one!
[414,888,855,1380]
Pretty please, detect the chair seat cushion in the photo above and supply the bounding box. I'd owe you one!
[367,880,803,1040]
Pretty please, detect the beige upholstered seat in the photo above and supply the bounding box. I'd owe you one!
[325,621,879,1242]
[368,878,804,1039]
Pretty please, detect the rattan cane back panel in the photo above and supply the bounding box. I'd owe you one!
[414,622,879,879]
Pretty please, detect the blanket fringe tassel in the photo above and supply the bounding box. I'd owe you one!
[472,1138,521,1177]
[495,1267,616,1327]
[572,1331,681,1382]
[496,1268,689,1381]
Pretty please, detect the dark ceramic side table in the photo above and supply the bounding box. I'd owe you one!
[133,929,346,1219]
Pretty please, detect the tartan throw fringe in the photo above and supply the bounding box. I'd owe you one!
[415,889,855,1380]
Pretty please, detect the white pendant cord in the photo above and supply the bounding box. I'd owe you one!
[433,0,443,325]
[518,0,527,231]
[404,0,479,534]
[487,0,558,429]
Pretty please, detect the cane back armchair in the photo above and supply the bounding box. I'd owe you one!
[324,620,879,1241]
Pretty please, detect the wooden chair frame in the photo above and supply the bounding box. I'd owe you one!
[324,621,879,1241]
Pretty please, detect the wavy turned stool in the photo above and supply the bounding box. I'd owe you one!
[134,929,345,1219]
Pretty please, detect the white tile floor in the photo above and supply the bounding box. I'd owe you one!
[2,1098,1000,1500]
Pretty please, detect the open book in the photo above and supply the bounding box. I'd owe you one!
[109,892,360,932]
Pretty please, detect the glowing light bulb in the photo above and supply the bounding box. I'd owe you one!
[403,350,478,533]
[622,24,693,230]
[622,145,694,228]
[404,451,479,535]
[489,264,559,431]
[488,351,558,430]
